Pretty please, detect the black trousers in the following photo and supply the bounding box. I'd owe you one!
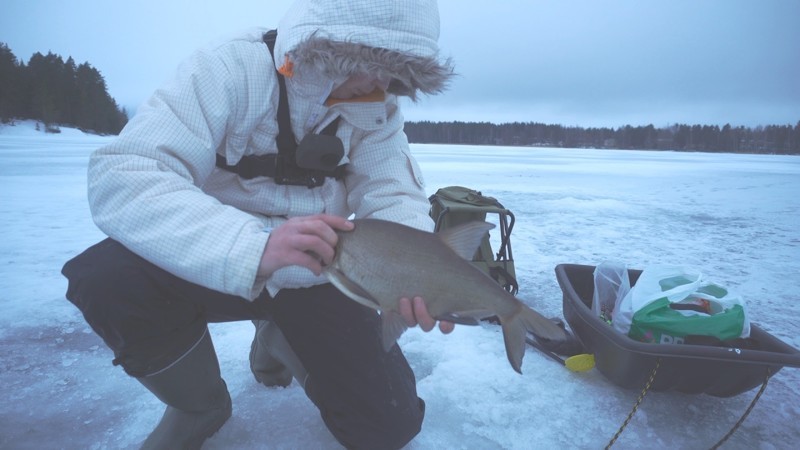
[62,238,424,449]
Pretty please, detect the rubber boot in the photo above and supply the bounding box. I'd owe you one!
[249,320,308,388]
[138,329,232,450]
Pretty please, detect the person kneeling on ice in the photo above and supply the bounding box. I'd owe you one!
[61,1,456,448]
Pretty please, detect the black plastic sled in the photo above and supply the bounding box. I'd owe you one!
[555,263,800,397]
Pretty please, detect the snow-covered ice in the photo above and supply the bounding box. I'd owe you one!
[2,121,799,449]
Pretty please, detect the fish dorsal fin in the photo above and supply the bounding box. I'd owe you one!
[381,310,409,351]
[437,221,495,260]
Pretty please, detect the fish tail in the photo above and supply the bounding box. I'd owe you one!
[501,305,566,374]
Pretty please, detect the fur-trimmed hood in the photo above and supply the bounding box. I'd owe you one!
[275,0,454,100]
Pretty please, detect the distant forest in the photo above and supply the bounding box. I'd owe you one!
[404,120,800,155]
[1,41,797,153]
[0,43,128,135]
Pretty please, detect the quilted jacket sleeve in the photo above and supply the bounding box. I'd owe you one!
[87,41,272,300]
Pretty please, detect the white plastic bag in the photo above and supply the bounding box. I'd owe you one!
[613,265,750,343]
[592,261,631,324]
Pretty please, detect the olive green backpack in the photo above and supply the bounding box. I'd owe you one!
[429,186,518,294]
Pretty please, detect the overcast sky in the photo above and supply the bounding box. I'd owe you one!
[2,0,798,128]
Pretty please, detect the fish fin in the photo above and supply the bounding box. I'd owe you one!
[325,268,381,310]
[519,306,567,342]
[501,317,527,374]
[437,221,495,260]
[381,310,408,351]
[434,314,480,326]
[435,308,494,325]
[500,305,567,374]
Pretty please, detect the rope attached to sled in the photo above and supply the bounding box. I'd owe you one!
[604,357,661,449]
[604,361,772,449]
[709,367,772,450]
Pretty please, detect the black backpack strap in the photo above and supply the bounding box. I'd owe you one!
[215,153,278,180]
[263,29,298,158]
[215,29,344,187]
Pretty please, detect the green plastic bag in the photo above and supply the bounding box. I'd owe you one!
[613,266,750,344]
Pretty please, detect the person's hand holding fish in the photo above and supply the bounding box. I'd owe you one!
[399,296,455,334]
[258,214,453,334]
[258,214,353,278]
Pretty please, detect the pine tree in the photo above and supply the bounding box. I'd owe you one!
[0,43,128,134]
[0,43,21,123]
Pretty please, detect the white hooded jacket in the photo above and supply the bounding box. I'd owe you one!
[87,0,454,300]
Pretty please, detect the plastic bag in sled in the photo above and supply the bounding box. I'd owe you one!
[555,263,800,397]
[609,265,750,345]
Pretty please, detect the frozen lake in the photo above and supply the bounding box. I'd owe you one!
[1,127,799,449]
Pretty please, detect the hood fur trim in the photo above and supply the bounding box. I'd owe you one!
[288,36,455,101]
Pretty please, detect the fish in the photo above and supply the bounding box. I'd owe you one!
[323,218,566,373]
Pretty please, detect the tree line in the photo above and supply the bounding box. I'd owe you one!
[2,39,797,152]
[0,43,128,135]
[404,121,800,155]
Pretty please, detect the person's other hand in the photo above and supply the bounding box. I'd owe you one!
[398,296,455,334]
[258,214,353,278]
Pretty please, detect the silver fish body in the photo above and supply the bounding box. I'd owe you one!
[323,218,565,373]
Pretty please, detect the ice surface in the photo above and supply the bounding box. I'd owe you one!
[2,122,799,449]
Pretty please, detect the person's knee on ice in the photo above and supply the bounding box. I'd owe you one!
[304,375,425,450]
[62,239,208,377]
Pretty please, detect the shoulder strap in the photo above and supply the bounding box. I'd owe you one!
[263,30,297,156]
[215,30,344,187]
